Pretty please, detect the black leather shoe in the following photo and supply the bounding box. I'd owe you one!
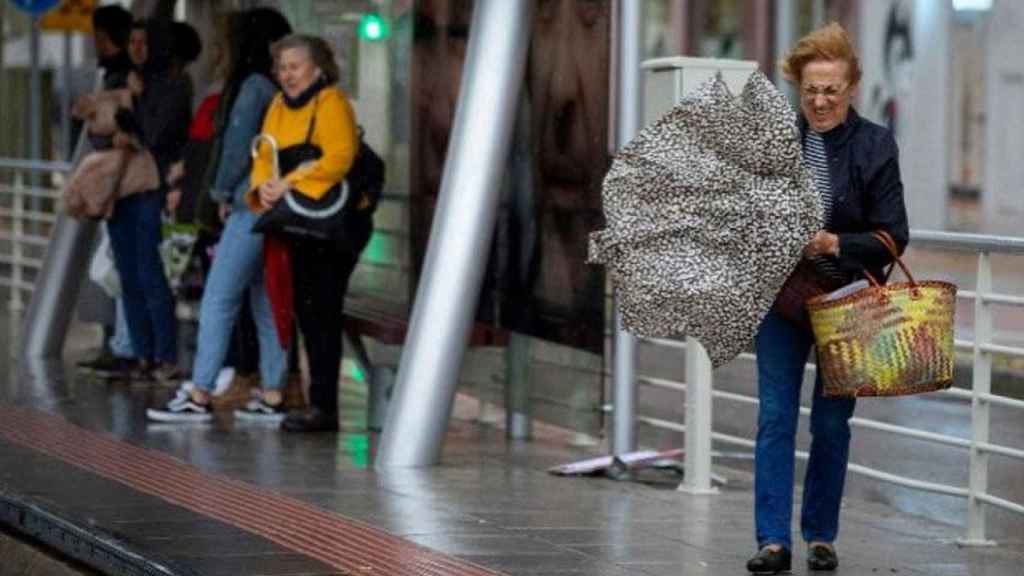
[807,543,838,571]
[281,407,339,432]
[746,546,791,574]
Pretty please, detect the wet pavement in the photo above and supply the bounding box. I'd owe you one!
[0,314,1022,575]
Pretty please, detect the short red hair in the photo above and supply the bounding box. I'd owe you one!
[780,22,862,86]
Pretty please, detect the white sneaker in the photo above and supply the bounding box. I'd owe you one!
[146,384,212,422]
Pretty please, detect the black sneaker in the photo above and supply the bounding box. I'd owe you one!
[234,397,286,423]
[151,362,184,386]
[807,543,838,571]
[76,349,114,369]
[747,545,791,574]
[129,359,156,382]
[281,407,338,432]
[78,351,135,379]
[146,387,213,422]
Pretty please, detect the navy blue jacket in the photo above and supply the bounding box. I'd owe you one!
[801,107,909,283]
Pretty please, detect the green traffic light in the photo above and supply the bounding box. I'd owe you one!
[358,13,388,41]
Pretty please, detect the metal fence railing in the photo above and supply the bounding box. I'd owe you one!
[0,159,71,315]
[620,229,1024,546]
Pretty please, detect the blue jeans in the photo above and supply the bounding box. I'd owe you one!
[754,309,856,550]
[107,192,176,363]
[191,209,287,392]
[109,297,135,358]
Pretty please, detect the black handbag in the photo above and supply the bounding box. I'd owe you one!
[251,97,384,251]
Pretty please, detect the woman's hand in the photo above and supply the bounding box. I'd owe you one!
[218,203,232,222]
[165,189,181,214]
[803,230,840,258]
[127,71,144,96]
[72,94,96,120]
[258,178,289,208]
[111,131,135,149]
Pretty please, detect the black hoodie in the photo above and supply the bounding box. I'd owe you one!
[125,20,192,190]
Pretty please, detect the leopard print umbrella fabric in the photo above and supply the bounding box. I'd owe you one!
[589,71,822,368]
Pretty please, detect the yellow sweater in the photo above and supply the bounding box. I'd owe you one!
[247,87,357,210]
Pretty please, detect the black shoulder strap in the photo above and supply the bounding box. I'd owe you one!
[303,93,319,144]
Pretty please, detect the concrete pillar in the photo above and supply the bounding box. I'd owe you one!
[982,1,1024,235]
[904,0,951,231]
[743,0,774,76]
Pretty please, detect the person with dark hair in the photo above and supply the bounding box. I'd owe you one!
[106,20,193,384]
[91,5,134,90]
[164,20,203,215]
[74,4,137,378]
[244,33,369,432]
[171,21,203,69]
[148,8,294,423]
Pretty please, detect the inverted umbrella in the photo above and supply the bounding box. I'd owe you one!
[589,71,821,368]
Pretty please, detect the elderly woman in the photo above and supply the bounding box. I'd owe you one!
[748,23,909,574]
[248,34,370,433]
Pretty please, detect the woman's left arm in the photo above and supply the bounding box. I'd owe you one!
[285,91,358,200]
[835,133,910,274]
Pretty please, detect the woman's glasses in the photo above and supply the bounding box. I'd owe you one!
[800,83,849,102]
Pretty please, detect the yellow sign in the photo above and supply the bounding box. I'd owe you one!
[40,0,98,33]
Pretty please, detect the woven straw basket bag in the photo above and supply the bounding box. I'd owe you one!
[807,232,957,398]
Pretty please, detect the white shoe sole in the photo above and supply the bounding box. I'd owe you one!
[146,408,213,423]
[233,410,286,423]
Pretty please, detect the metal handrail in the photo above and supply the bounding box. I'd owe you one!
[622,227,1024,547]
[0,158,75,174]
[910,229,1024,254]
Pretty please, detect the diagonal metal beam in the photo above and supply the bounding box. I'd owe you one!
[376,0,534,468]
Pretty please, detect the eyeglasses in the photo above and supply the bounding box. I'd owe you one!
[800,83,849,102]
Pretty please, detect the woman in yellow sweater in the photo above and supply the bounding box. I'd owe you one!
[248,34,371,432]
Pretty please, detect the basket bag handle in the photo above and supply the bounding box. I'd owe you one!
[864,230,922,300]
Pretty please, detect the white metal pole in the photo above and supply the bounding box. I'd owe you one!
[9,173,25,314]
[679,337,718,494]
[22,84,99,360]
[611,0,642,458]
[375,0,534,468]
[29,17,42,231]
[961,252,997,546]
[62,31,72,160]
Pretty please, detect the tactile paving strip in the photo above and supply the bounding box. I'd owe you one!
[0,406,505,576]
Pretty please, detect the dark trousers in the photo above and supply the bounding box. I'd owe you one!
[107,192,177,363]
[289,238,359,415]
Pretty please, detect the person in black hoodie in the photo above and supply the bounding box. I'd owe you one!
[106,20,192,384]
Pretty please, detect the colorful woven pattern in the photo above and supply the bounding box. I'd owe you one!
[807,231,957,397]
[808,281,956,396]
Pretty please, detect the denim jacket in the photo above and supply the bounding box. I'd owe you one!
[800,107,910,283]
[210,74,277,208]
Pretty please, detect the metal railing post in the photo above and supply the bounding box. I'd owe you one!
[505,332,533,440]
[610,0,643,459]
[679,337,718,494]
[9,172,25,315]
[961,251,996,546]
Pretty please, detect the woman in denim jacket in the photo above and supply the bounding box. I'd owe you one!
[148,8,292,423]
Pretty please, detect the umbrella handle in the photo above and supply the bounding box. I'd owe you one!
[250,134,280,180]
